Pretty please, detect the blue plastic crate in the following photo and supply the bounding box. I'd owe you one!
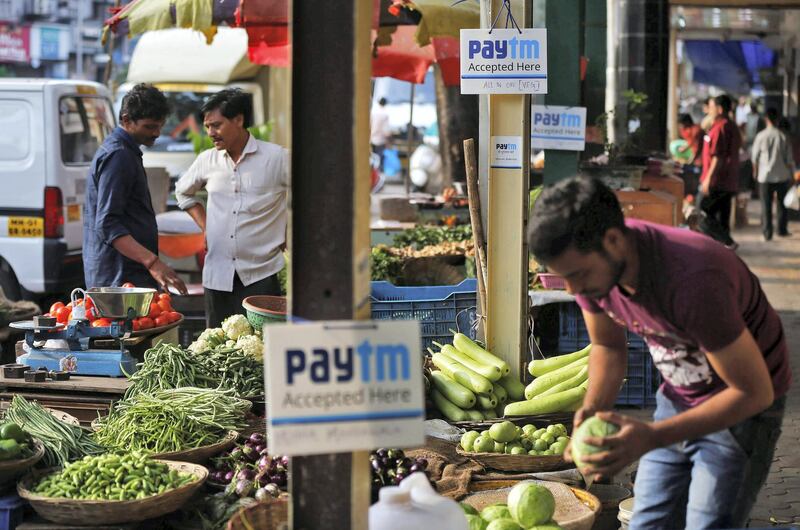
[370,279,478,355]
[0,493,25,530]
[557,302,646,352]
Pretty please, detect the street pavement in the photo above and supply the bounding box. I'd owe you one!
[736,205,800,529]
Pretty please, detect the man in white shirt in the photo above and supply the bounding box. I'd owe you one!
[752,107,795,241]
[175,89,288,326]
[370,97,391,169]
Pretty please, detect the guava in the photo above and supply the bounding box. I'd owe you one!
[480,504,512,522]
[507,481,555,527]
[461,431,481,452]
[571,416,620,470]
[489,421,517,443]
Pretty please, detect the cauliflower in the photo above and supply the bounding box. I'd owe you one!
[224,340,236,348]
[198,327,227,347]
[236,334,264,359]
[222,314,253,341]
[188,338,211,353]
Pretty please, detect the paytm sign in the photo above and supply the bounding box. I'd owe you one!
[265,321,424,456]
[460,28,548,95]
[531,105,587,152]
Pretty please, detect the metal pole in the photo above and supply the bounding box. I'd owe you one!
[405,82,415,196]
[289,0,372,528]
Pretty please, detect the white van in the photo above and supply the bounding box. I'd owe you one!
[0,79,115,300]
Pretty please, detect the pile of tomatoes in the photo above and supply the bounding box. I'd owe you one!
[45,287,182,332]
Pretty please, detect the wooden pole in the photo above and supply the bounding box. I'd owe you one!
[463,138,488,331]
[405,82,416,196]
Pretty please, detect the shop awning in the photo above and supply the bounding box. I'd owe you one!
[684,39,777,93]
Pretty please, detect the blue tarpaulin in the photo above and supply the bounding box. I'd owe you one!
[685,40,777,94]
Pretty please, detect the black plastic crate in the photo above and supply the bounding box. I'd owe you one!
[178,316,207,348]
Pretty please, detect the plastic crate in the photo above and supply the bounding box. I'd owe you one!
[0,493,25,530]
[555,302,658,407]
[557,302,646,353]
[370,279,478,355]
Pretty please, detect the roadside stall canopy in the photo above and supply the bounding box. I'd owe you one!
[104,0,477,86]
[684,39,777,93]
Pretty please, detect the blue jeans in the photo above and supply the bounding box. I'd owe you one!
[630,390,785,530]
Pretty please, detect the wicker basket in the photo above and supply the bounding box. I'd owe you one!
[17,459,208,525]
[151,430,238,464]
[466,480,600,530]
[456,446,572,473]
[0,439,45,489]
[226,497,289,530]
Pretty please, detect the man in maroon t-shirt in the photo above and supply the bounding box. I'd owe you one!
[700,94,741,248]
[528,177,789,530]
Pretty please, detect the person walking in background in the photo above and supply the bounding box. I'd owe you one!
[700,94,741,249]
[370,97,392,171]
[700,96,715,131]
[84,83,187,294]
[753,108,795,241]
[677,114,703,166]
[175,89,288,327]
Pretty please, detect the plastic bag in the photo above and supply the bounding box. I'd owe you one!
[784,184,800,211]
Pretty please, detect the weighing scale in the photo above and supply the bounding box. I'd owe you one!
[13,287,156,377]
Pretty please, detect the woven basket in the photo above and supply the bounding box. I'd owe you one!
[17,460,208,525]
[466,480,600,530]
[226,497,289,530]
[151,430,238,464]
[456,446,572,473]
[0,439,45,488]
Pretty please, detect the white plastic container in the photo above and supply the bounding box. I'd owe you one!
[369,473,468,530]
[618,496,635,529]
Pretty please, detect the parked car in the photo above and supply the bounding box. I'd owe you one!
[0,79,115,300]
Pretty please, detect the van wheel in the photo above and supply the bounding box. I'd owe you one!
[0,261,22,301]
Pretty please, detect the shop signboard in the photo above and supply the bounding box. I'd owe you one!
[0,24,30,64]
[460,28,547,94]
[264,320,424,456]
[531,105,587,151]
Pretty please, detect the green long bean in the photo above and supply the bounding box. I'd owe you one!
[5,396,105,467]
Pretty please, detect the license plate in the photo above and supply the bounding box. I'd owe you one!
[67,204,81,222]
[7,217,43,237]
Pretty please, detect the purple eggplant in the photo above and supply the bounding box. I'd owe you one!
[254,444,266,454]
[257,455,271,470]
[255,470,270,487]
[237,468,256,481]
[249,432,266,445]
[260,448,270,456]
[223,471,235,483]
[235,479,254,498]
[255,487,271,502]
[265,483,281,497]
[280,455,289,467]
[242,445,258,462]
[230,447,243,460]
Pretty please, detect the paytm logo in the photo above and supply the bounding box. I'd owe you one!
[496,143,517,151]
[286,341,410,384]
[468,37,541,60]
[533,111,581,128]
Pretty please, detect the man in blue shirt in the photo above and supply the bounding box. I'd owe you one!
[83,83,187,294]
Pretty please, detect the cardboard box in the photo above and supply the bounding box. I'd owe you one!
[640,175,685,224]
[616,190,678,227]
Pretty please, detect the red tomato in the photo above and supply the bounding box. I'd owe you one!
[84,297,94,311]
[86,308,97,322]
[157,299,173,314]
[49,301,65,315]
[132,319,142,332]
[91,318,112,328]
[56,306,72,324]
[148,303,161,319]
[138,317,154,330]
[122,282,135,288]
[168,311,181,323]
[153,315,169,328]
[158,293,172,303]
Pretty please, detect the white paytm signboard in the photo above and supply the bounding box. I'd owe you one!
[460,28,548,94]
[531,105,587,151]
[490,136,523,169]
[264,321,425,456]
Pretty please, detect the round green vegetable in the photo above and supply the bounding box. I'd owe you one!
[493,442,506,454]
[571,416,620,470]
[533,439,548,452]
[527,524,564,530]
[467,514,488,530]
[473,435,494,453]
[486,519,522,530]
[461,431,481,452]
[481,504,512,522]
[540,432,555,445]
[489,421,517,443]
[522,424,536,435]
[507,481,555,527]
[0,423,27,443]
[510,447,526,455]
